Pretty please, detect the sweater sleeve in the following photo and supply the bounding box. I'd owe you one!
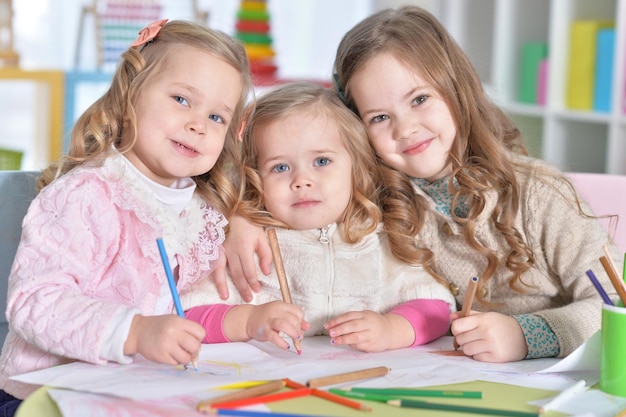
[389,299,451,346]
[185,304,236,343]
[6,177,138,365]
[523,166,619,357]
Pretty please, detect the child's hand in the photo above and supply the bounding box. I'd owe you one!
[450,311,528,362]
[324,311,414,352]
[212,215,272,301]
[245,301,309,350]
[125,314,205,366]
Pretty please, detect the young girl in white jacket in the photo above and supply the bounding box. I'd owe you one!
[182,82,455,353]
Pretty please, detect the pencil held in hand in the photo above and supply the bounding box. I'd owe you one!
[266,228,303,355]
[156,237,198,370]
[454,276,479,350]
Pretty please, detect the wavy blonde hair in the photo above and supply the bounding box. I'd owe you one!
[239,82,381,243]
[38,20,253,216]
[333,6,590,303]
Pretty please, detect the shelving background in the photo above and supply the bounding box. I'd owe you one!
[3,0,625,174]
[435,0,626,174]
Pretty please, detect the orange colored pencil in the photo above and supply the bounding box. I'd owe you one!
[267,228,303,355]
[208,387,312,410]
[283,379,372,412]
[197,380,286,413]
[454,276,479,350]
[600,255,626,306]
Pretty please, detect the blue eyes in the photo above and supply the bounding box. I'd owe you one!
[209,114,224,123]
[271,157,331,173]
[412,95,428,106]
[174,95,224,124]
[369,94,429,124]
[314,157,330,167]
[174,96,188,106]
[273,164,289,173]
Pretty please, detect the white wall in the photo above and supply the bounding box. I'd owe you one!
[1,0,377,169]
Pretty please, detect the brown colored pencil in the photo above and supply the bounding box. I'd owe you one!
[454,276,480,350]
[267,228,302,355]
[600,255,626,306]
[197,380,286,413]
[305,366,391,388]
[283,378,372,411]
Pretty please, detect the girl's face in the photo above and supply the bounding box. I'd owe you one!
[124,46,242,186]
[256,110,353,230]
[349,52,457,182]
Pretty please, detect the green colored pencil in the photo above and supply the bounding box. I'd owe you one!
[387,399,539,417]
[351,387,482,399]
[328,388,395,403]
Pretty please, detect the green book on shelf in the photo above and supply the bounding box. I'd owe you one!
[519,42,548,103]
[566,19,614,110]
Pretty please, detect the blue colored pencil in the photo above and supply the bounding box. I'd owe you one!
[157,238,185,316]
[156,237,197,370]
[585,269,614,306]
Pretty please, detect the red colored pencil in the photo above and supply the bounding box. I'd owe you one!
[283,379,372,412]
[208,388,312,410]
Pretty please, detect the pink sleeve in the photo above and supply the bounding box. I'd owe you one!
[389,299,451,347]
[185,304,236,344]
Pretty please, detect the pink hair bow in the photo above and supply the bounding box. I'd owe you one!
[131,19,169,47]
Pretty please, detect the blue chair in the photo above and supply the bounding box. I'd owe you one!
[0,171,38,345]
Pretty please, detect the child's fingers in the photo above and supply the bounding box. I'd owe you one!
[324,311,360,330]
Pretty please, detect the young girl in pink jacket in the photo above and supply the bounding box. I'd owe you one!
[0,19,252,414]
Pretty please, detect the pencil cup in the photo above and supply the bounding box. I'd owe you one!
[601,303,626,397]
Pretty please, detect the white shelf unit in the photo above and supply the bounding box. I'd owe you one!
[437,0,626,174]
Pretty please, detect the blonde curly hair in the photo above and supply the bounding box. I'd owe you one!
[38,20,253,217]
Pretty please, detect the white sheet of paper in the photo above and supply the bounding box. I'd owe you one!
[12,336,572,402]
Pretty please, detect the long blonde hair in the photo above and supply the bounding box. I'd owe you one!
[239,82,381,243]
[38,20,253,216]
[333,6,560,303]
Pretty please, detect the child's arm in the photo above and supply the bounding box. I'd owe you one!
[211,215,272,301]
[186,301,310,351]
[123,314,205,366]
[324,299,450,352]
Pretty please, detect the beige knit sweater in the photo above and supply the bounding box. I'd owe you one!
[414,156,621,357]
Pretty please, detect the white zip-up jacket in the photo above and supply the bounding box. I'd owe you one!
[183,223,456,337]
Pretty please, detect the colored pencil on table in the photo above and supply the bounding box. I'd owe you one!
[305,366,391,388]
[600,255,626,306]
[267,228,302,355]
[585,269,615,305]
[197,380,286,413]
[156,237,198,371]
[454,276,480,350]
[328,388,397,403]
[284,379,372,411]
[205,409,333,417]
[387,398,539,417]
[350,387,482,399]
[208,388,312,410]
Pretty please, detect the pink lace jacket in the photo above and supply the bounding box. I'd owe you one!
[0,153,226,399]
